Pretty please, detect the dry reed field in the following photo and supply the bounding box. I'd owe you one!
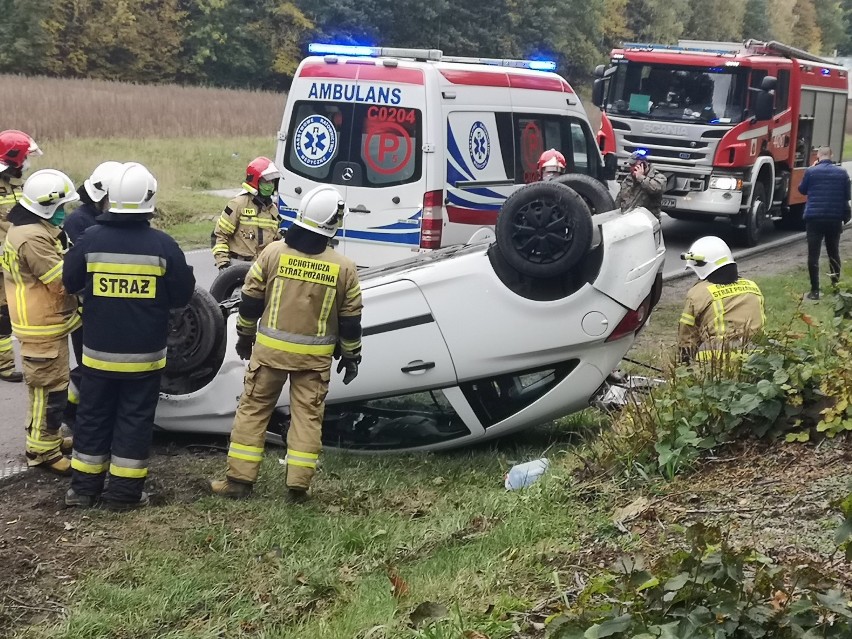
[1,74,285,140]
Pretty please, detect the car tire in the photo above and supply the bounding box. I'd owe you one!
[550,174,615,215]
[166,286,225,375]
[496,181,593,279]
[210,261,251,303]
[743,182,767,247]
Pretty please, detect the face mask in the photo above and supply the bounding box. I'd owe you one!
[258,182,275,197]
[49,206,66,227]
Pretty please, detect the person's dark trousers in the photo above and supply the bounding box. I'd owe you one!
[69,371,161,504]
[65,328,84,429]
[805,218,842,292]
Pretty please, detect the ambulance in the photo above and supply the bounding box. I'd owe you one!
[274,43,616,267]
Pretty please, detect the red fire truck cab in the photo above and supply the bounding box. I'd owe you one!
[592,39,849,246]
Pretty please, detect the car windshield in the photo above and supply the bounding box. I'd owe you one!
[605,62,748,124]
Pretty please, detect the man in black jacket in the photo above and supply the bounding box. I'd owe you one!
[62,162,195,510]
[798,146,851,300]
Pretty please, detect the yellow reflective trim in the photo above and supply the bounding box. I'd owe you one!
[249,262,264,282]
[68,386,79,404]
[679,313,695,326]
[317,288,336,337]
[227,452,263,463]
[287,459,317,468]
[287,449,318,459]
[109,463,148,479]
[28,387,46,444]
[71,458,108,474]
[236,315,256,328]
[12,314,81,337]
[256,332,335,355]
[82,354,166,373]
[706,279,762,301]
[230,442,264,454]
[87,262,165,276]
[268,278,284,328]
[0,337,11,351]
[217,216,236,233]
[712,299,726,335]
[93,273,156,299]
[39,261,63,285]
[346,283,361,300]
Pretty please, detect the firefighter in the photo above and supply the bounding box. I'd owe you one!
[678,236,765,364]
[63,162,195,510]
[212,157,281,270]
[0,130,42,383]
[209,185,363,502]
[3,169,81,474]
[615,150,667,218]
[537,149,567,181]
[63,161,123,428]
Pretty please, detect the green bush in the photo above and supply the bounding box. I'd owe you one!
[547,523,852,639]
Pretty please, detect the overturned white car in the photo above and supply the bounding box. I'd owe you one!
[156,179,665,452]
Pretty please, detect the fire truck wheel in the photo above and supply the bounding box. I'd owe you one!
[743,183,767,247]
[496,181,593,279]
[165,286,224,375]
[210,261,251,303]
[550,174,616,215]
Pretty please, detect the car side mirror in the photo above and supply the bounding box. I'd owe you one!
[760,75,777,92]
[592,78,606,109]
[594,64,606,79]
[754,90,774,121]
[602,153,617,180]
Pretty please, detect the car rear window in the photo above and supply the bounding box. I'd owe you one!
[285,100,423,188]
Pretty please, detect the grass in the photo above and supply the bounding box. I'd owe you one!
[18,258,852,639]
[28,136,276,248]
[0,74,284,140]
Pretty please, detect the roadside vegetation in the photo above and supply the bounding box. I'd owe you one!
[7,261,850,639]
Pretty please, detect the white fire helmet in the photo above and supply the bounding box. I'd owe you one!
[293,185,345,238]
[19,169,79,219]
[83,161,123,202]
[681,236,734,280]
[108,162,157,214]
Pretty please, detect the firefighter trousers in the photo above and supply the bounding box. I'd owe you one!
[0,303,15,374]
[226,360,330,490]
[70,372,160,503]
[21,338,69,464]
[64,328,83,429]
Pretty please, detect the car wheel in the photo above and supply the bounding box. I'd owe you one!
[210,261,251,302]
[496,181,593,279]
[743,183,767,247]
[165,287,224,375]
[550,174,615,215]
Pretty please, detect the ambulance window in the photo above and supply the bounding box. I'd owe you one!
[356,105,422,187]
[285,101,348,182]
[495,112,515,179]
[514,114,568,184]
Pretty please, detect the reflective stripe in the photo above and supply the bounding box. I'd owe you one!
[0,336,11,352]
[6,246,29,326]
[237,315,257,329]
[346,283,361,300]
[240,218,279,228]
[12,313,81,337]
[287,448,318,469]
[340,337,362,353]
[82,346,167,373]
[71,452,109,474]
[86,252,166,276]
[228,442,264,463]
[39,261,63,285]
[68,381,79,405]
[256,332,335,355]
[217,216,236,233]
[679,313,695,326]
[317,288,336,337]
[109,464,148,479]
[26,436,58,453]
[212,243,230,254]
[268,278,284,328]
[248,261,264,282]
[712,299,726,336]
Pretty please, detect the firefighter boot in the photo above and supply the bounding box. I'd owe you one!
[0,370,23,383]
[208,478,253,500]
[26,453,72,476]
[60,437,73,455]
[286,487,310,505]
[64,488,96,509]
[100,492,150,513]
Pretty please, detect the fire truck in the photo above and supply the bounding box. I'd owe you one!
[592,40,849,246]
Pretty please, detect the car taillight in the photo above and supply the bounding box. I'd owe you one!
[606,293,652,342]
[420,190,443,249]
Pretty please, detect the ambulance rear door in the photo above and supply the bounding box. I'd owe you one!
[338,63,428,267]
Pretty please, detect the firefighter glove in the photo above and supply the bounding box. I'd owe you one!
[336,355,361,385]
[235,333,255,360]
[219,261,232,271]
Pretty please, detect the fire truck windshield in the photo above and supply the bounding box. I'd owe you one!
[605,63,749,125]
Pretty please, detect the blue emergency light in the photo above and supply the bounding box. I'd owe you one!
[308,43,375,57]
[822,68,832,76]
[528,60,558,71]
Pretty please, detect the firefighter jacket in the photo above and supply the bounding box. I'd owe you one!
[615,166,667,217]
[63,200,100,245]
[0,175,23,241]
[63,218,196,377]
[238,240,363,372]
[212,192,280,266]
[2,207,80,343]
[677,278,765,355]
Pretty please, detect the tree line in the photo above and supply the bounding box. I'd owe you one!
[1,0,852,90]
